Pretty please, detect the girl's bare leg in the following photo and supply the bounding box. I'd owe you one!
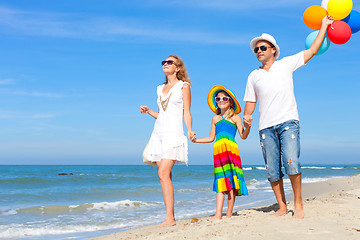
[226,189,236,218]
[210,192,225,220]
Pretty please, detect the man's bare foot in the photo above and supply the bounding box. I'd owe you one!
[225,213,233,218]
[159,220,176,227]
[293,208,304,219]
[273,209,288,216]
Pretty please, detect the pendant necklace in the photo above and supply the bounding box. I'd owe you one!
[160,93,172,111]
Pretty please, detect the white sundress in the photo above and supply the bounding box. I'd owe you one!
[147,81,189,164]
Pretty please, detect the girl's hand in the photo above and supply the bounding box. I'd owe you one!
[140,105,150,114]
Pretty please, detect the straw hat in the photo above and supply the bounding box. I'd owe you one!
[207,85,241,114]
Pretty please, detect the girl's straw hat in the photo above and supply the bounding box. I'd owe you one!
[207,85,241,114]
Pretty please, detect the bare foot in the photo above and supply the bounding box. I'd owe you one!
[225,213,233,218]
[293,208,304,219]
[208,215,222,220]
[273,209,288,217]
[159,220,176,227]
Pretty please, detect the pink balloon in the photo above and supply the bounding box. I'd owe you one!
[327,20,352,44]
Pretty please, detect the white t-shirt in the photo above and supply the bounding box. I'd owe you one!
[244,51,305,131]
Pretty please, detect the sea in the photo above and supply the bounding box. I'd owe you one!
[0,164,359,240]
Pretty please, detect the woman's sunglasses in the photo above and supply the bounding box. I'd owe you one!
[161,60,176,66]
[254,45,273,54]
[215,96,230,102]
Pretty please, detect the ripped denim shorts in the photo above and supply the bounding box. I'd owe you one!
[259,120,301,182]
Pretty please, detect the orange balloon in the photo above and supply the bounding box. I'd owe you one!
[303,5,328,30]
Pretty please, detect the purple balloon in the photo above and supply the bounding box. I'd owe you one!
[343,10,360,34]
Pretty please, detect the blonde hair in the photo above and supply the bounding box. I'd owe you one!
[215,91,235,119]
[164,55,191,86]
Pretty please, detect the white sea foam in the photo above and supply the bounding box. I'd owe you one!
[0,209,17,216]
[302,166,326,169]
[246,179,269,190]
[177,188,209,192]
[302,177,339,184]
[255,167,266,170]
[0,222,128,239]
[331,167,343,170]
[243,167,252,171]
[87,200,157,212]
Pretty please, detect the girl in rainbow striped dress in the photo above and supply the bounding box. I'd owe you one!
[192,85,250,219]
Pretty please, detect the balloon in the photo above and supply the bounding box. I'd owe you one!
[327,21,352,44]
[321,0,329,9]
[327,0,353,20]
[303,5,328,30]
[343,10,360,33]
[305,31,330,55]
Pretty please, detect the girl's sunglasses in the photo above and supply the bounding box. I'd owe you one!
[254,45,272,54]
[215,96,230,102]
[161,60,175,66]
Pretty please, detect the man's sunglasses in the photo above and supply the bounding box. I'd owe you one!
[254,45,273,54]
[215,96,230,102]
[161,60,176,66]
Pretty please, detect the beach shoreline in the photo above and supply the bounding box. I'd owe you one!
[87,174,360,240]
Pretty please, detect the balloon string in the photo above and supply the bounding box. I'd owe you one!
[330,23,334,30]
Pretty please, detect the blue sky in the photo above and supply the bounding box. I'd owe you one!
[0,0,359,165]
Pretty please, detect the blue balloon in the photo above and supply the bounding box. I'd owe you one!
[305,30,330,56]
[343,10,360,34]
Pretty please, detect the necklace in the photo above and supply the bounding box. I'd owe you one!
[160,93,172,111]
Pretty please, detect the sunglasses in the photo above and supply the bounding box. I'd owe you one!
[254,45,273,54]
[215,96,230,102]
[161,60,176,66]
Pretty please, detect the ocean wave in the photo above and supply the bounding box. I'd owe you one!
[330,167,344,170]
[0,222,129,239]
[302,176,340,184]
[176,188,209,193]
[243,167,252,171]
[7,200,161,216]
[246,179,269,190]
[302,166,326,169]
[87,200,160,212]
[255,167,266,170]
[0,177,50,185]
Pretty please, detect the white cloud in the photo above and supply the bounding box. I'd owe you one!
[0,78,15,85]
[0,113,56,119]
[148,0,308,10]
[12,91,64,98]
[0,5,250,45]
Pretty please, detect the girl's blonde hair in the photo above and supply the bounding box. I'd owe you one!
[164,55,191,86]
[215,91,235,119]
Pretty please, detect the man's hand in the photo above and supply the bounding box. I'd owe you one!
[243,114,253,128]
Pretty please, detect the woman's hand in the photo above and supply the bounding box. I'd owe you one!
[140,105,150,114]
[188,130,196,142]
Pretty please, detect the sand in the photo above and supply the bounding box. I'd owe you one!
[87,174,360,240]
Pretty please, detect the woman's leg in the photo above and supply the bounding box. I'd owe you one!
[226,189,236,218]
[157,159,176,227]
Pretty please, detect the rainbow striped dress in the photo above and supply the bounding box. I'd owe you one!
[213,119,248,196]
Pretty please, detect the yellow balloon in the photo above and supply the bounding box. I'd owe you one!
[327,0,353,20]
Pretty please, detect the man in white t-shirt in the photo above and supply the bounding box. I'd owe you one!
[243,16,333,219]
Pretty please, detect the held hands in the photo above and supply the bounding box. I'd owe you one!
[243,114,253,128]
[188,130,196,142]
[140,105,150,114]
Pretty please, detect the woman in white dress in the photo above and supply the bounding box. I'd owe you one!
[140,55,195,227]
